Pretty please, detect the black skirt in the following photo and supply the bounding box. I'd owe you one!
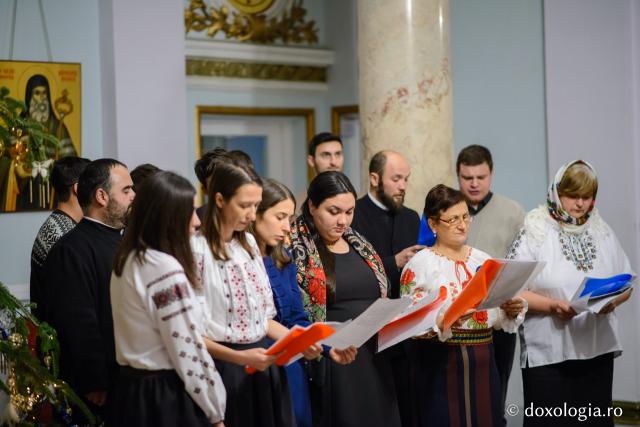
[214,338,294,427]
[109,366,210,427]
[522,352,615,427]
[308,337,401,427]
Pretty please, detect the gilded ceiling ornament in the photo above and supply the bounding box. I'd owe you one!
[185,0,319,45]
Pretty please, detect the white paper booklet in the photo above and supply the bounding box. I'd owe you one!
[320,298,411,349]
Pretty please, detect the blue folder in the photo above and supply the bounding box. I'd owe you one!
[578,274,634,299]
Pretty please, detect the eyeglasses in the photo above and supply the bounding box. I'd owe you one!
[437,213,472,227]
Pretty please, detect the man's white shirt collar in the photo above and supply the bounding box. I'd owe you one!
[368,192,389,211]
[84,216,121,231]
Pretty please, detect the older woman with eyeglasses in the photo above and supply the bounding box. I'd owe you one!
[400,184,526,427]
[507,160,633,427]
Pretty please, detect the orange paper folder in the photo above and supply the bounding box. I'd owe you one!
[379,286,448,337]
[245,323,336,374]
[442,259,504,331]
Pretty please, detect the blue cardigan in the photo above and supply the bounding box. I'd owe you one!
[263,255,311,328]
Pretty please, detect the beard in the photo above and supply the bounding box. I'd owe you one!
[375,184,404,214]
[29,98,50,123]
[105,197,130,229]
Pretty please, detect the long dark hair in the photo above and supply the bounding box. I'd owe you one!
[113,171,198,287]
[301,171,357,302]
[250,178,296,269]
[202,162,263,260]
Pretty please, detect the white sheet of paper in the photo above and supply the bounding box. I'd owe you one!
[377,288,446,352]
[476,259,545,310]
[320,298,411,349]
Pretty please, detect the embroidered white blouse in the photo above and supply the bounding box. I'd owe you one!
[192,233,277,344]
[110,249,226,424]
[400,247,524,340]
[507,206,633,368]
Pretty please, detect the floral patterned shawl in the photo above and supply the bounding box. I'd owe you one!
[290,215,389,322]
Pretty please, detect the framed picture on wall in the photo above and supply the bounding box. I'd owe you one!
[195,106,315,204]
[331,105,363,191]
[0,60,82,213]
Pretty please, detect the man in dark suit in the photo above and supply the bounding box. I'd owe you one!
[351,150,423,298]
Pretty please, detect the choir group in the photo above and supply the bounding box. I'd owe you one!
[29,134,633,427]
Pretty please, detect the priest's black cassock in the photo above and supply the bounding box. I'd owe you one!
[43,218,122,419]
[351,194,420,298]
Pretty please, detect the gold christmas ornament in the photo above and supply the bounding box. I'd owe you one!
[8,333,23,349]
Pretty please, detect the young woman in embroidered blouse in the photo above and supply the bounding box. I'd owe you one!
[247,178,313,427]
[193,162,318,427]
[110,171,226,427]
[507,160,633,427]
[400,184,525,427]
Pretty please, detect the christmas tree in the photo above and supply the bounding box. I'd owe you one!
[0,276,94,424]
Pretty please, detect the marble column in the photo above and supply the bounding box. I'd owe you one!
[358,0,454,213]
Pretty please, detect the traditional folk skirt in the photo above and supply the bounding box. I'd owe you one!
[408,328,502,427]
[522,352,614,427]
[109,366,210,427]
[213,338,295,427]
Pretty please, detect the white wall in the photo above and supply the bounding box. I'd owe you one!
[450,0,547,211]
[100,0,189,175]
[544,0,640,403]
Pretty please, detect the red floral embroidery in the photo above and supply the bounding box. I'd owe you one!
[152,282,189,309]
[400,269,415,287]
[308,277,326,305]
[399,269,416,296]
[472,310,488,324]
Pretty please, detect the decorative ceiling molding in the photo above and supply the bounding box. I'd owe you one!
[185,38,334,66]
[186,59,326,82]
[184,0,319,45]
[184,38,334,92]
[186,75,328,93]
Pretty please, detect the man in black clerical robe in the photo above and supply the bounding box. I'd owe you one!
[351,150,423,298]
[350,150,423,427]
[43,158,134,422]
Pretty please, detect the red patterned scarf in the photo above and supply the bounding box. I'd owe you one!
[290,216,388,322]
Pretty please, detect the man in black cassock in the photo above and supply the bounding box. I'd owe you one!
[351,150,423,298]
[43,158,134,422]
[350,150,423,427]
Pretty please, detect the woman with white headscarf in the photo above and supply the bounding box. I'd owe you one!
[508,160,634,427]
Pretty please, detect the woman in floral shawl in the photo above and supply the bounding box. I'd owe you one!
[508,160,633,427]
[291,171,401,427]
